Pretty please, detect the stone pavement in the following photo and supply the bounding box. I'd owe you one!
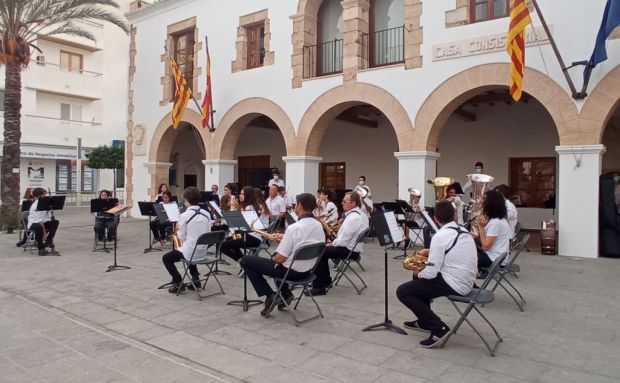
[0,207,619,383]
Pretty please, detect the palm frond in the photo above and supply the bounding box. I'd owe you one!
[45,22,96,41]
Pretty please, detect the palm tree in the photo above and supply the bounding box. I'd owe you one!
[0,0,129,229]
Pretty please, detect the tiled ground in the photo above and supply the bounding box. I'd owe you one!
[0,207,619,383]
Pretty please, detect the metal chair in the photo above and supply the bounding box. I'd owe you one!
[178,231,227,300]
[490,234,529,311]
[444,252,508,356]
[332,229,369,294]
[265,242,326,326]
[20,212,36,253]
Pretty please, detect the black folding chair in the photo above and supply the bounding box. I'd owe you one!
[265,242,326,326]
[332,229,369,294]
[489,234,529,311]
[444,252,508,356]
[20,212,36,253]
[178,231,227,300]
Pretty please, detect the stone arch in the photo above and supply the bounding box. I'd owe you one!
[208,97,296,160]
[149,109,208,163]
[580,64,620,144]
[295,82,414,156]
[414,63,581,151]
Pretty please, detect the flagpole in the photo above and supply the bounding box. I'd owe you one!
[530,0,581,99]
[206,36,216,133]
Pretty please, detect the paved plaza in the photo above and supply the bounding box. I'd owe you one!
[0,208,619,383]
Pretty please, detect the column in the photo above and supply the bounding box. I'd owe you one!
[141,161,172,218]
[394,151,440,208]
[203,160,237,189]
[282,156,323,198]
[341,0,370,82]
[556,145,605,258]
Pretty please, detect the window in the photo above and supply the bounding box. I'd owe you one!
[57,160,95,192]
[60,103,82,121]
[246,23,266,69]
[172,29,195,98]
[509,157,556,208]
[471,0,508,22]
[60,50,83,72]
[36,55,45,66]
[369,0,405,67]
[317,0,344,75]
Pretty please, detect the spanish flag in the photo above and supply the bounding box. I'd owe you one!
[169,57,192,129]
[507,0,532,101]
[201,37,213,130]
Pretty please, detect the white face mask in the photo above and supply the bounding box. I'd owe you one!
[274,175,279,180]
[358,180,365,186]
[475,168,482,174]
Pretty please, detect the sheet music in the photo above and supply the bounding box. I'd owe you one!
[209,201,222,217]
[421,210,439,232]
[241,211,266,230]
[385,211,404,243]
[163,203,180,222]
[288,212,298,222]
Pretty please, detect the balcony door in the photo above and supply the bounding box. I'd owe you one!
[317,0,343,76]
[370,0,405,67]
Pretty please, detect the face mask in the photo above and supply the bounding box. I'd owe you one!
[475,168,482,174]
[358,180,364,186]
[274,176,279,180]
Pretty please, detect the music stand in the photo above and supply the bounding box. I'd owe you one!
[90,199,118,253]
[223,211,262,312]
[284,212,298,225]
[139,202,161,254]
[362,211,407,335]
[21,200,33,212]
[36,195,66,255]
[105,205,132,272]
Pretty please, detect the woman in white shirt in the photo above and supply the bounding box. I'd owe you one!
[475,190,512,272]
[220,186,263,264]
[314,188,339,225]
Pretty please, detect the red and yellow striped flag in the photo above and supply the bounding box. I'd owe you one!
[201,38,213,129]
[507,0,532,101]
[169,57,192,129]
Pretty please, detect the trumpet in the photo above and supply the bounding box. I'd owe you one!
[403,252,433,272]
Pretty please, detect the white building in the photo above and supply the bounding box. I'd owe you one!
[127,0,620,258]
[0,1,131,201]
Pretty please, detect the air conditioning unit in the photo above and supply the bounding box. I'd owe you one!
[36,55,45,65]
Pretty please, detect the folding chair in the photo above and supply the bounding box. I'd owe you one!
[489,234,529,311]
[178,231,227,300]
[444,252,508,356]
[20,212,36,253]
[332,229,369,294]
[265,242,326,326]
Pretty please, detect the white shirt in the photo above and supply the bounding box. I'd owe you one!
[505,200,518,239]
[266,195,287,216]
[450,196,464,225]
[27,199,51,229]
[484,218,512,261]
[285,194,296,207]
[332,207,369,252]
[314,200,338,225]
[418,222,477,296]
[360,196,374,218]
[268,178,285,187]
[276,215,325,272]
[177,206,211,260]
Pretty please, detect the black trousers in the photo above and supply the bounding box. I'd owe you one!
[150,219,173,241]
[477,249,493,270]
[94,218,116,240]
[240,255,310,298]
[30,220,60,249]
[313,246,358,289]
[220,235,261,262]
[162,250,199,284]
[396,273,459,335]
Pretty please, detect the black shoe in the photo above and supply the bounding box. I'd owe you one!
[186,281,202,290]
[168,283,186,294]
[97,236,105,242]
[261,293,280,317]
[304,287,327,296]
[419,326,451,349]
[16,241,24,247]
[38,248,50,256]
[45,240,54,249]
[277,293,294,311]
[403,320,431,333]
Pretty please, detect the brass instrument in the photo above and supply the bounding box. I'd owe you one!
[464,173,494,236]
[172,231,183,248]
[252,228,284,242]
[427,177,455,201]
[354,185,369,198]
[408,188,422,197]
[403,252,432,272]
[318,216,340,241]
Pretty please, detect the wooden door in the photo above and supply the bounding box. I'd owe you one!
[320,162,346,191]
[238,155,270,188]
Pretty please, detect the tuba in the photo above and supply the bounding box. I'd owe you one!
[427,177,455,201]
[465,173,495,235]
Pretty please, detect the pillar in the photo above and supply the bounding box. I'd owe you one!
[283,156,323,198]
[203,160,237,189]
[556,145,606,258]
[394,151,440,208]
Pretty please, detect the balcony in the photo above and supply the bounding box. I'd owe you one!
[303,39,343,79]
[23,62,103,100]
[21,115,102,146]
[362,26,405,69]
[37,20,105,51]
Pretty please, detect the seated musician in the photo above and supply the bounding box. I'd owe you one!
[474,190,511,272]
[396,200,477,348]
[162,187,211,294]
[401,189,424,250]
[94,190,117,242]
[254,187,272,228]
[278,186,295,211]
[314,188,338,225]
[28,188,60,256]
[494,184,518,240]
[240,193,325,317]
[309,191,369,296]
[156,183,170,202]
[16,188,34,247]
[446,184,464,225]
[266,185,287,218]
[150,191,175,246]
[210,184,221,206]
[210,194,230,232]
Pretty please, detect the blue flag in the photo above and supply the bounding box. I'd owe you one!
[585,0,620,80]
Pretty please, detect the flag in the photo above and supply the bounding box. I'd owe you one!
[169,57,192,129]
[584,0,620,80]
[201,37,213,130]
[507,0,532,101]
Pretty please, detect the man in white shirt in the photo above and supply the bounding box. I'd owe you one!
[240,193,325,317]
[494,185,518,239]
[162,187,212,294]
[265,185,287,217]
[359,186,374,218]
[462,161,484,193]
[396,200,477,349]
[309,192,369,296]
[278,186,295,210]
[268,169,285,188]
[357,175,371,196]
[28,188,60,256]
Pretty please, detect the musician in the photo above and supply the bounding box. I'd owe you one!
[401,189,424,249]
[494,184,518,239]
[210,184,221,206]
[357,175,371,196]
[94,190,117,242]
[314,188,338,225]
[28,188,60,256]
[211,194,230,232]
[162,187,211,294]
[278,186,295,210]
[156,183,170,202]
[446,185,464,225]
[474,190,511,272]
[268,169,285,187]
[266,185,287,218]
[359,186,374,218]
[16,188,34,247]
[396,200,477,348]
[240,193,325,317]
[309,191,369,296]
[150,191,175,246]
[463,162,484,193]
